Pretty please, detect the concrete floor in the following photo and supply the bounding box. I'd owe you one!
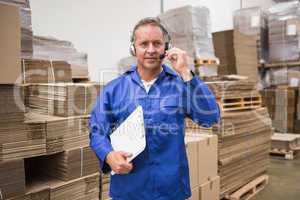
[252,155,300,200]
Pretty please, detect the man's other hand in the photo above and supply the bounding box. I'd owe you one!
[106,151,133,174]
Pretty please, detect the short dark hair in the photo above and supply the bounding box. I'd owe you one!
[130,17,170,43]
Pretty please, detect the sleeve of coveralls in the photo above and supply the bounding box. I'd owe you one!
[89,88,114,173]
[183,75,220,127]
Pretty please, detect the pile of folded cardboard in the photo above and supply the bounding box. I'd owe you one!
[10,173,100,200]
[21,59,72,83]
[0,85,46,161]
[101,174,111,200]
[206,78,259,99]
[213,107,272,198]
[0,159,25,199]
[32,36,89,79]
[26,83,102,117]
[185,133,219,200]
[213,30,237,76]
[233,7,268,80]
[0,0,33,58]
[268,1,300,63]
[261,87,299,133]
[25,113,90,155]
[205,78,262,112]
[32,146,99,181]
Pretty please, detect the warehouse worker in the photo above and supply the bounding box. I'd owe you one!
[89,17,220,200]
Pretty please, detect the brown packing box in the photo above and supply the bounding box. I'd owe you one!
[0,159,25,199]
[185,133,218,185]
[0,2,21,84]
[199,176,220,200]
[185,137,199,189]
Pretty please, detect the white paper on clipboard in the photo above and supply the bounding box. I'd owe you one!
[110,106,146,175]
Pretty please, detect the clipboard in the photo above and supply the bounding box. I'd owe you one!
[110,105,146,168]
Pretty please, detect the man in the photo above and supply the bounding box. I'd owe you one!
[89,17,220,200]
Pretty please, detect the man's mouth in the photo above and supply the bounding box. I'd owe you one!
[145,57,159,60]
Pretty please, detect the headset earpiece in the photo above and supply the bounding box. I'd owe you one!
[129,43,136,56]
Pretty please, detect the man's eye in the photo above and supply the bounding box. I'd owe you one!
[154,42,163,47]
[140,42,148,48]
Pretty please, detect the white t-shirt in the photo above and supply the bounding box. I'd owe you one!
[141,78,157,93]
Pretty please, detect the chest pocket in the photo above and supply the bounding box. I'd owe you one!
[157,96,184,123]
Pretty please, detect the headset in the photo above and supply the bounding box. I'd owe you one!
[129,18,172,58]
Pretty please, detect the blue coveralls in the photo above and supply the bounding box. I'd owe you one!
[89,64,220,200]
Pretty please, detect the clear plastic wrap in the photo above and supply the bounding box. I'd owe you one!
[158,5,216,60]
[262,66,300,87]
[268,1,300,62]
[31,36,89,78]
[233,7,268,64]
[32,36,88,67]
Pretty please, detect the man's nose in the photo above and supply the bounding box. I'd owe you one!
[146,43,156,53]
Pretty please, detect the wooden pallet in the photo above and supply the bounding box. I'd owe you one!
[217,96,262,112]
[270,148,296,160]
[225,175,269,200]
[263,60,300,68]
[194,58,219,65]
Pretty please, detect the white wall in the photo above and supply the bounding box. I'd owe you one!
[30,0,274,83]
[31,0,160,83]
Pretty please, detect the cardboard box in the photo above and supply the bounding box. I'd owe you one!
[185,133,218,186]
[185,137,199,189]
[199,176,220,200]
[197,134,218,185]
[0,2,21,84]
[188,186,200,200]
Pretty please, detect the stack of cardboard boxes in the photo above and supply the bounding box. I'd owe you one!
[212,30,237,76]
[268,1,300,63]
[260,2,300,135]
[233,7,268,81]
[0,2,101,199]
[261,87,299,133]
[159,5,218,76]
[185,133,219,200]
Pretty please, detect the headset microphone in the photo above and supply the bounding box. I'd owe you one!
[159,53,166,60]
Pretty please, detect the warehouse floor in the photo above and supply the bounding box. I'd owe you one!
[252,155,300,200]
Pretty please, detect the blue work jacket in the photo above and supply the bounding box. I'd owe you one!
[89,64,220,200]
